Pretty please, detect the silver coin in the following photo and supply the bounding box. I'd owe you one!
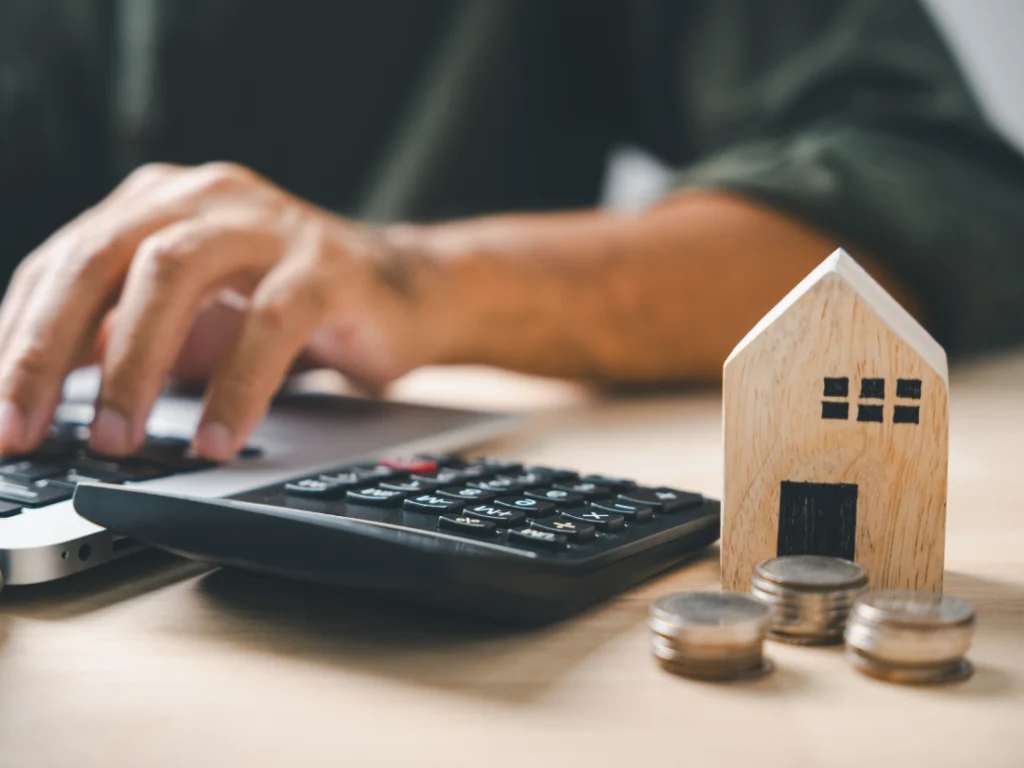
[755,555,868,591]
[852,591,974,629]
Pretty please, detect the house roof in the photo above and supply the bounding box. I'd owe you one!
[725,249,948,382]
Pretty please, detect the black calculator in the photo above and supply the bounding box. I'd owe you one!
[73,455,720,624]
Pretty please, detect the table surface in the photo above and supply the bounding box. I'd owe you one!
[1,352,1022,768]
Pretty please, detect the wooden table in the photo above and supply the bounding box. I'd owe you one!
[1,353,1022,768]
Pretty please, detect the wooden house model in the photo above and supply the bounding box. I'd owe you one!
[722,249,948,593]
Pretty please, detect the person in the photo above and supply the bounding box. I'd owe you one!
[0,0,1022,461]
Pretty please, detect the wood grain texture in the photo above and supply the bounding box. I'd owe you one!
[722,254,948,593]
[2,354,1023,768]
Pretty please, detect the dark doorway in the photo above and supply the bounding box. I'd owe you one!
[777,481,858,560]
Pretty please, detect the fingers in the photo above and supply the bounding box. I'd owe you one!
[90,216,282,455]
[193,256,335,459]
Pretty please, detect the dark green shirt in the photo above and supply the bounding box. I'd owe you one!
[2,0,1023,356]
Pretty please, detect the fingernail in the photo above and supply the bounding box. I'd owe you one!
[193,422,234,461]
[90,408,132,456]
[0,400,26,453]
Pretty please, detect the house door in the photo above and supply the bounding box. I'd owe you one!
[777,481,858,560]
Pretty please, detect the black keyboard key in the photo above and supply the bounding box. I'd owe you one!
[0,478,74,507]
[530,517,596,542]
[437,514,497,538]
[495,496,556,518]
[588,500,654,523]
[346,487,407,507]
[0,460,64,482]
[617,487,702,513]
[0,500,23,518]
[237,445,264,459]
[560,508,625,532]
[507,527,568,552]
[524,488,585,508]
[552,482,613,499]
[464,503,527,528]
[579,474,637,491]
[285,478,346,499]
[403,494,464,514]
[437,487,497,503]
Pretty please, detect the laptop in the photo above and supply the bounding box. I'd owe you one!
[0,369,517,588]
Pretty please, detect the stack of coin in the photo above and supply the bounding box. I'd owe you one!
[844,591,975,684]
[751,555,868,644]
[648,592,772,680]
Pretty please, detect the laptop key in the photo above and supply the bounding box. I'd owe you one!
[0,500,23,518]
[0,460,65,482]
[0,478,74,507]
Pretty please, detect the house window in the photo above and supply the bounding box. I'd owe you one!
[822,401,849,420]
[897,379,922,399]
[895,378,921,424]
[893,406,920,424]
[823,377,849,397]
[860,378,885,399]
[857,404,884,422]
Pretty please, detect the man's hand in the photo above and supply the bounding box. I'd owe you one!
[0,162,446,460]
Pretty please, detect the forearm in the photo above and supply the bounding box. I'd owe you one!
[393,191,910,382]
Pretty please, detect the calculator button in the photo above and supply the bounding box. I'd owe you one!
[588,500,654,522]
[438,514,497,537]
[354,464,409,482]
[468,477,533,494]
[410,470,468,488]
[617,487,702,512]
[507,527,569,551]
[380,457,438,474]
[524,488,585,507]
[285,478,345,499]
[403,494,465,514]
[527,467,580,482]
[378,480,431,493]
[319,470,387,489]
[464,503,527,527]
[552,482,613,499]
[530,517,596,542]
[499,472,551,489]
[465,458,523,475]
[560,508,626,532]
[346,487,407,507]
[579,474,638,491]
[437,487,497,502]
[495,497,556,518]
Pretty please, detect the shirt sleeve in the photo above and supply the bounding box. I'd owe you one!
[668,0,1024,356]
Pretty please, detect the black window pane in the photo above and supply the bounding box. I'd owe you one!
[860,378,885,399]
[893,405,920,424]
[822,401,849,420]
[857,404,884,422]
[823,377,849,397]
[896,379,922,399]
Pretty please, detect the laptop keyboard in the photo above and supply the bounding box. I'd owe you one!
[0,418,261,518]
